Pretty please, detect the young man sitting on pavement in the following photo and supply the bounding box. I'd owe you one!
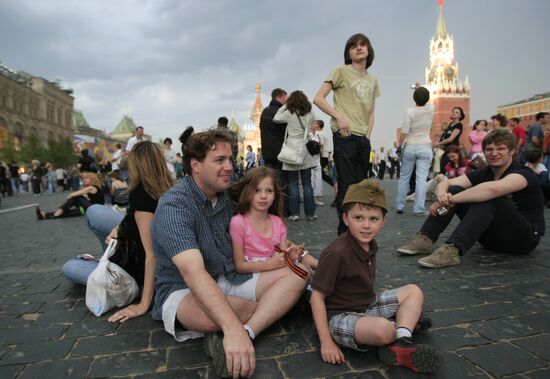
[397,128,545,268]
[151,130,317,378]
[311,179,443,374]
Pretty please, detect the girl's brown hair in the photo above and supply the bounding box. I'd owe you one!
[445,145,466,167]
[230,167,284,218]
[128,141,174,199]
[286,90,312,117]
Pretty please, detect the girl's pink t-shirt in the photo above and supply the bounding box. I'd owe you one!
[229,214,287,261]
[445,161,473,178]
[469,130,487,154]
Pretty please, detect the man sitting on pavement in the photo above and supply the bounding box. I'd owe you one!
[396,128,545,268]
[151,130,317,378]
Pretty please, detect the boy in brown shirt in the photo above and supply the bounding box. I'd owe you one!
[311,179,442,373]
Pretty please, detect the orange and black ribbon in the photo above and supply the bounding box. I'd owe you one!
[275,246,308,280]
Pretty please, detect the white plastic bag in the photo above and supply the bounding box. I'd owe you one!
[86,239,139,317]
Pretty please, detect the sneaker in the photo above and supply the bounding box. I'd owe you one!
[315,201,325,206]
[396,234,433,255]
[396,209,404,214]
[306,216,316,221]
[289,215,300,221]
[203,332,229,378]
[378,337,443,373]
[415,313,433,333]
[418,244,461,268]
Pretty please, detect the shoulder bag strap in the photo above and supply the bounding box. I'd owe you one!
[296,114,309,141]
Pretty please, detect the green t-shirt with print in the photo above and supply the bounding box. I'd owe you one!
[325,65,380,137]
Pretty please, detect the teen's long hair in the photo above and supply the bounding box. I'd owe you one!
[344,33,375,68]
[286,90,312,117]
[230,167,284,218]
[128,141,174,199]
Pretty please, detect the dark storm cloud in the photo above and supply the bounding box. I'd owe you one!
[1,0,549,150]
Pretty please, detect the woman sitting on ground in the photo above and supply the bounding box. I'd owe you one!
[36,172,104,220]
[110,171,129,206]
[444,145,473,179]
[62,141,175,322]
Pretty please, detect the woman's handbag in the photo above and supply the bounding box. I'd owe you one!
[109,216,145,286]
[306,137,321,156]
[277,114,310,165]
[298,115,320,156]
[86,239,139,316]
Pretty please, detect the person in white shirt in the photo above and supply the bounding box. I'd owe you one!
[395,86,435,215]
[126,126,144,152]
[111,143,123,172]
[310,121,323,205]
[163,137,177,179]
[55,167,66,191]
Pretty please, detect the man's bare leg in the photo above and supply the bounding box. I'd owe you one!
[245,267,307,336]
[176,293,257,332]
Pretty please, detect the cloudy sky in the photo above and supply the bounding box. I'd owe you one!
[1,0,549,151]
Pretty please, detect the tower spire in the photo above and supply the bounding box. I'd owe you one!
[436,0,447,37]
[251,82,263,128]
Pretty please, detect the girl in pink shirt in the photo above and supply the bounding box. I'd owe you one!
[469,120,487,160]
[444,145,473,178]
[230,167,305,273]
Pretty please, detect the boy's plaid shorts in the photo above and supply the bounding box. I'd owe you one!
[328,289,399,351]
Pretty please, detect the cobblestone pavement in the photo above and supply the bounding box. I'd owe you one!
[0,180,549,378]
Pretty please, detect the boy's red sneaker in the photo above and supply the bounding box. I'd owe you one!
[378,337,443,373]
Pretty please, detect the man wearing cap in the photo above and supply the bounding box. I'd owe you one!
[310,179,442,374]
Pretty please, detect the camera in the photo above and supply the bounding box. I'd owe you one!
[436,207,448,216]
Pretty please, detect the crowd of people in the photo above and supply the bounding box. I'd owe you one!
[8,32,545,378]
[0,160,82,198]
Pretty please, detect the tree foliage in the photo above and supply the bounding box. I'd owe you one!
[0,133,18,162]
[49,137,76,167]
[19,132,47,163]
[0,132,77,168]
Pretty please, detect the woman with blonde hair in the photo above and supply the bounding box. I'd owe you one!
[36,172,104,219]
[63,141,175,323]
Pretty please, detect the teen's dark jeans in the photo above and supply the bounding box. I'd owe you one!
[333,132,371,235]
[420,185,540,255]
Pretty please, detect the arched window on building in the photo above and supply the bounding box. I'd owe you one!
[0,116,8,148]
[13,122,24,151]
